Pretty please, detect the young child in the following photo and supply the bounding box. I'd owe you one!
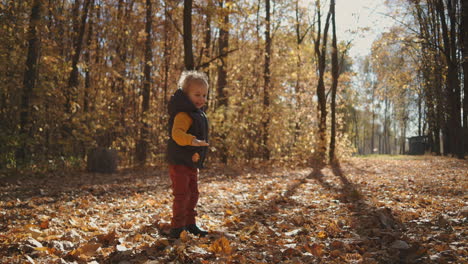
[167,70,210,238]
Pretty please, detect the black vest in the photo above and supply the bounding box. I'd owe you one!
[167,89,209,168]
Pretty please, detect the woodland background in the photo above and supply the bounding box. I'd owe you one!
[0,0,467,172]
[1,1,468,263]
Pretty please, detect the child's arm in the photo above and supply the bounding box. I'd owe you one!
[172,112,209,146]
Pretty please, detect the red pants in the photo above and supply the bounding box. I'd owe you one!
[169,164,199,228]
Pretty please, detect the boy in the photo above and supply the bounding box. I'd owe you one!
[167,71,209,238]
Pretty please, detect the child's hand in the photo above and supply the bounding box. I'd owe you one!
[191,138,209,146]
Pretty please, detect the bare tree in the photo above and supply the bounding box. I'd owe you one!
[217,0,230,163]
[16,0,42,163]
[329,0,338,163]
[312,0,331,162]
[263,0,272,160]
[183,0,194,70]
[66,0,92,114]
[136,0,153,165]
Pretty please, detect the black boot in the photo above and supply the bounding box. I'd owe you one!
[169,227,185,239]
[186,224,208,237]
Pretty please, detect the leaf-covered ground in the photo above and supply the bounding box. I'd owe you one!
[1,156,467,263]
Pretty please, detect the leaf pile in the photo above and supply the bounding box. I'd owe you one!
[0,156,466,263]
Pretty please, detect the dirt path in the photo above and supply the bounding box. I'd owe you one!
[1,156,467,263]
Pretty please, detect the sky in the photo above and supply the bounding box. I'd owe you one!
[335,0,396,59]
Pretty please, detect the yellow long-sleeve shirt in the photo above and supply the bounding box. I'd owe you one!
[172,112,195,146]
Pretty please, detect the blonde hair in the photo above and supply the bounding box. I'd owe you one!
[178,70,209,92]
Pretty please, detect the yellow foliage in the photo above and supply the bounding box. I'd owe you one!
[209,236,232,255]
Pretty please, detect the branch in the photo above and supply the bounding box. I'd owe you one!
[298,24,313,44]
[196,48,239,69]
[338,40,352,74]
[164,3,183,37]
[377,11,420,36]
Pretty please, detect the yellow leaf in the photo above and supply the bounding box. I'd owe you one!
[69,243,102,260]
[209,237,232,255]
[180,230,189,242]
[34,247,49,251]
[201,214,211,219]
[317,231,327,239]
[24,225,42,239]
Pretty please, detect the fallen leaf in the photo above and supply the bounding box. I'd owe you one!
[317,231,327,239]
[39,219,50,229]
[209,237,232,255]
[69,243,102,260]
[96,229,117,245]
[180,230,190,242]
[305,243,324,257]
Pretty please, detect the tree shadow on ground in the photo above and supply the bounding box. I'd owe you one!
[235,171,308,223]
[308,162,426,263]
[0,166,169,202]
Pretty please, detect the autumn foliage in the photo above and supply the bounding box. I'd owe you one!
[0,0,358,171]
[0,1,467,262]
[1,156,467,263]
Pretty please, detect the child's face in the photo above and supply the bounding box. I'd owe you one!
[186,83,208,109]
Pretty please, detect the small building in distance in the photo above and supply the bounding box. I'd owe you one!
[407,136,429,155]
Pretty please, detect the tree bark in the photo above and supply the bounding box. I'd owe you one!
[262,0,271,161]
[163,2,172,105]
[436,0,463,158]
[66,0,91,113]
[383,95,389,154]
[217,0,230,163]
[83,1,95,113]
[461,0,468,131]
[371,83,376,153]
[16,0,42,163]
[183,0,194,70]
[293,0,310,145]
[329,0,338,163]
[136,0,153,165]
[217,1,229,109]
[313,0,332,162]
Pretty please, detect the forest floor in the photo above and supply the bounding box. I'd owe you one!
[0,156,467,264]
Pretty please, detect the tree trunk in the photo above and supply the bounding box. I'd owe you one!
[461,0,468,156]
[329,0,338,163]
[204,7,213,106]
[313,0,331,163]
[293,0,309,145]
[16,0,42,163]
[383,95,389,154]
[353,110,359,152]
[217,0,230,163]
[262,0,271,160]
[136,0,153,165]
[294,3,302,144]
[66,0,91,113]
[83,1,95,113]
[217,1,229,109]
[163,3,172,105]
[418,88,422,136]
[413,0,439,154]
[436,0,463,158]
[203,4,212,74]
[462,0,468,128]
[119,0,132,141]
[183,0,194,70]
[371,84,376,153]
